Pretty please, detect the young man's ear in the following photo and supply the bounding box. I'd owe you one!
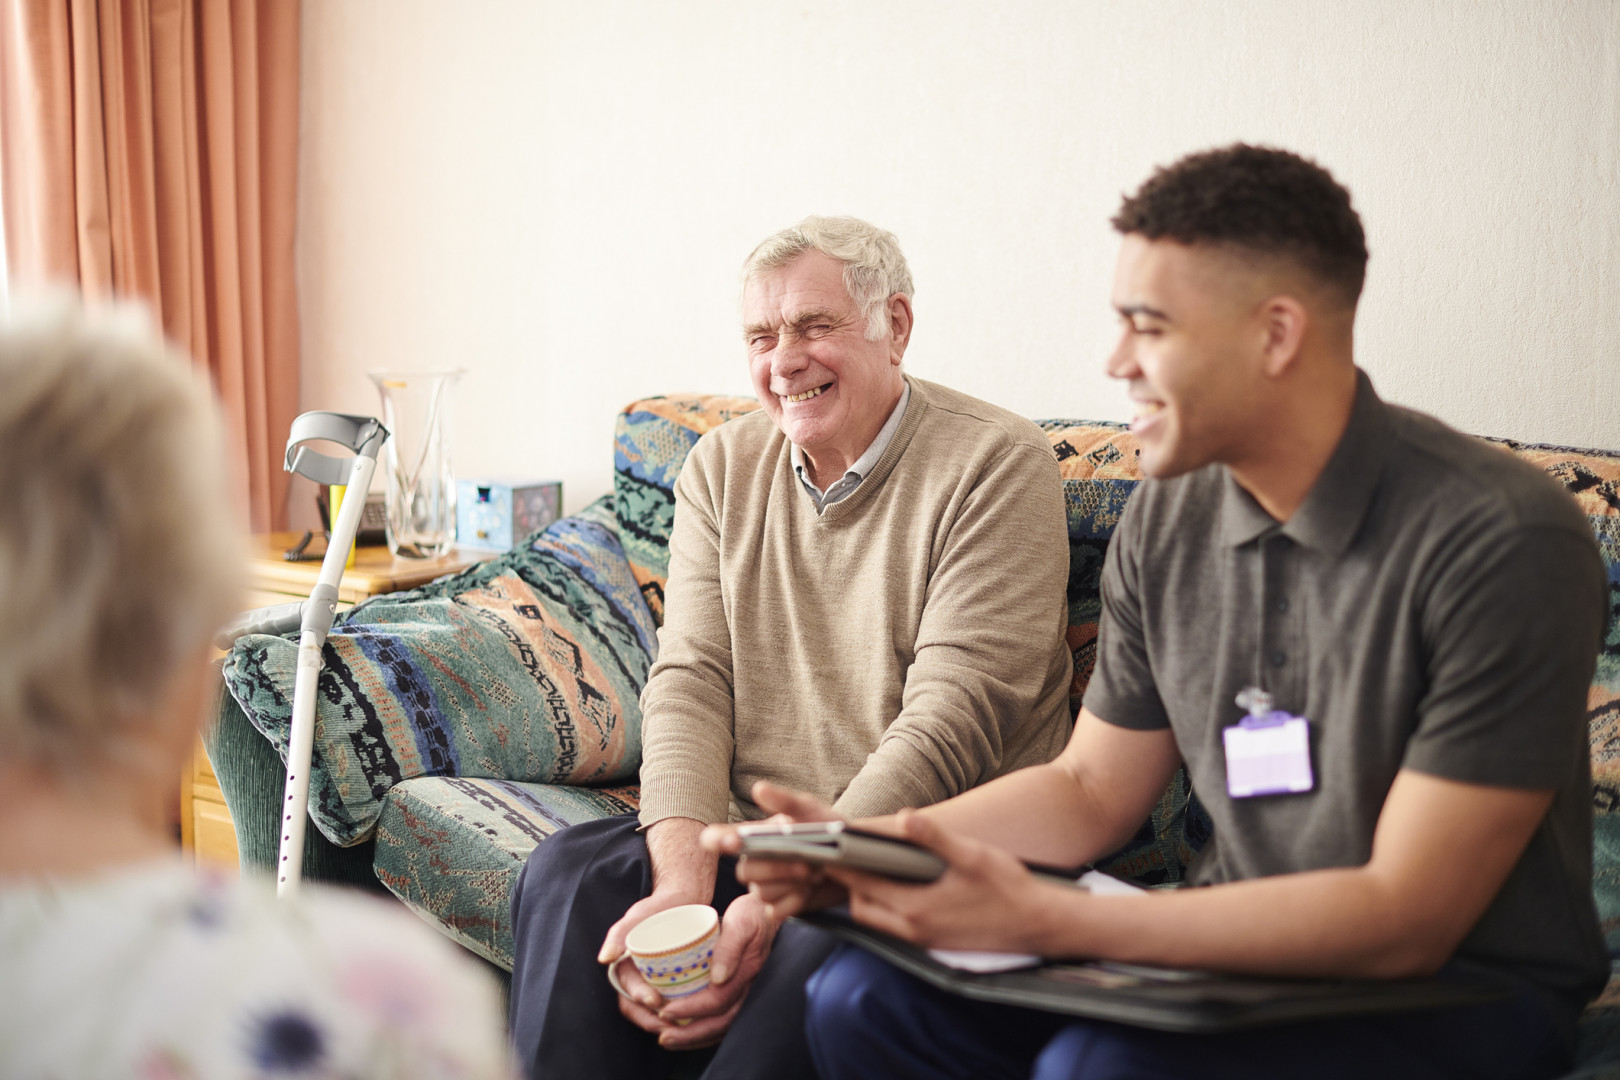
[1257,295,1308,378]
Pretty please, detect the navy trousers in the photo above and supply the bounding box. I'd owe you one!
[508,814,836,1080]
[806,945,1575,1080]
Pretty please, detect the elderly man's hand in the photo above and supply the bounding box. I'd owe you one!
[644,891,779,1049]
[701,782,852,919]
[601,889,777,1049]
[599,889,706,1037]
[600,885,782,1049]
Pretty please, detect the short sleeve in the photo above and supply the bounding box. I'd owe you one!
[1403,524,1605,787]
[1081,491,1172,731]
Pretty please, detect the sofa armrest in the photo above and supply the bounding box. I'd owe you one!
[203,669,387,893]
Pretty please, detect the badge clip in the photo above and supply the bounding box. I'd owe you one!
[1224,686,1314,798]
[1234,686,1288,729]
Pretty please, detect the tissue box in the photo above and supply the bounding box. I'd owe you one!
[456,479,562,551]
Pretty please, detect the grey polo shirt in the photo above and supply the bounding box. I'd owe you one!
[1083,369,1609,1027]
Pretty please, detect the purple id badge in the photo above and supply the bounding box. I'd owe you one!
[1223,687,1314,798]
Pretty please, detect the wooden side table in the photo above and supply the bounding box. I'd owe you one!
[182,534,493,868]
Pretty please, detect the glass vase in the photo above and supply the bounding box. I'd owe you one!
[368,370,463,558]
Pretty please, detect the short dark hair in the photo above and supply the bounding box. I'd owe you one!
[1112,144,1368,306]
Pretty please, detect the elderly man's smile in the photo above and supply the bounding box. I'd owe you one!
[783,383,832,404]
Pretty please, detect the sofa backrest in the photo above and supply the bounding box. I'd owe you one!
[610,396,1136,704]
[613,394,1620,915]
[613,393,761,625]
[1493,439,1620,948]
[610,396,1178,718]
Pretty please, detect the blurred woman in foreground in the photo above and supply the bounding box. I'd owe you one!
[0,297,514,1078]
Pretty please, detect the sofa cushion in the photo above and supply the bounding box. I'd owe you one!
[1588,532,1620,955]
[1572,963,1620,1076]
[1498,443,1620,952]
[374,776,640,970]
[1037,420,1143,698]
[613,394,761,624]
[612,402,1146,693]
[1035,420,1213,885]
[220,499,655,847]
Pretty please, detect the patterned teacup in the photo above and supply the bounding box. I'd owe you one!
[607,903,720,1002]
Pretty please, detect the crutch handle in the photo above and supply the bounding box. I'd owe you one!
[213,601,306,649]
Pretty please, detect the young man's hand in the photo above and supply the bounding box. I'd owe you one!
[826,809,1061,953]
[701,782,852,919]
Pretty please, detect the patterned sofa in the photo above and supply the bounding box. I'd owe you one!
[211,393,1620,1075]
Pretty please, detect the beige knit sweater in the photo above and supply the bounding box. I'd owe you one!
[637,376,1074,826]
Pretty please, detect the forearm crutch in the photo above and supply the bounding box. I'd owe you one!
[215,411,388,897]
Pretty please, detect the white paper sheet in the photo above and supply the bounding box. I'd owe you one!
[925,870,1144,972]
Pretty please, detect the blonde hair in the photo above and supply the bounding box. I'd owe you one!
[741,216,914,341]
[0,295,243,773]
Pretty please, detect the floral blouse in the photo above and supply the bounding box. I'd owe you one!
[0,857,516,1079]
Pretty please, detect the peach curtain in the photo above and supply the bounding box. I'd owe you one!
[1,0,301,531]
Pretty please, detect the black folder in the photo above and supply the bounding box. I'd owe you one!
[799,909,1510,1034]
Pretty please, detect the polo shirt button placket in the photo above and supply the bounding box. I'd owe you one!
[1259,534,1302,704]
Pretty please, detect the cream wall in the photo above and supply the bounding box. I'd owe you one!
[299,1,1620,517]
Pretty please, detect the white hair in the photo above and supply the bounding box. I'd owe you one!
[741,216,915,341]
[0,294,243,774]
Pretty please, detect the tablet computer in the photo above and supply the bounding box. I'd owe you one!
[735,821,1085,885]
[735,821,947,882]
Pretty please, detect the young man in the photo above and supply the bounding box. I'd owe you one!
[710,146,1609,1079]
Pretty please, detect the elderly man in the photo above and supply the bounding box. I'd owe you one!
[720,149,1608,1080]
[506,216,1075,1079]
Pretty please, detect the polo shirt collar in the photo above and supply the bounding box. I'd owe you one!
[1218,471,1279,549]
[1218,369,1391,556]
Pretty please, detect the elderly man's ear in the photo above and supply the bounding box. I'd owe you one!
[886,293,914,364]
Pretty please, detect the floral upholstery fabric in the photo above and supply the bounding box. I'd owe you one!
[1038,419,1143,698]
[220,498,654,847]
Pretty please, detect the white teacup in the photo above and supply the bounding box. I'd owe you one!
[606,903,720,1003]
